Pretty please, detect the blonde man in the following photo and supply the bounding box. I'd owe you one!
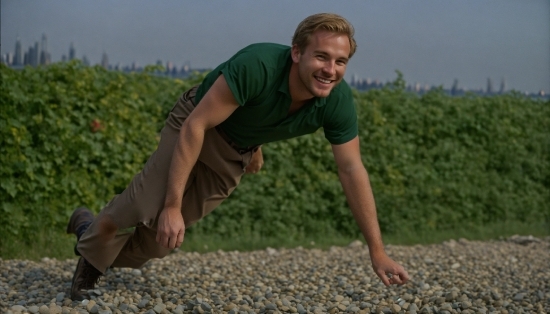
[68,13,409,301]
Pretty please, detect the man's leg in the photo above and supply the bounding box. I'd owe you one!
[67,86,253,300]
[67,89,198,300]
[109,125,252,267]
[75,120,253,272]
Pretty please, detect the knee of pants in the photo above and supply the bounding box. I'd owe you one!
[148,245,172,259]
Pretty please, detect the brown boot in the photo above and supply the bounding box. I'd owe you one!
[70,257,103,301]
[67,207,95,256]
[67,207,94,239]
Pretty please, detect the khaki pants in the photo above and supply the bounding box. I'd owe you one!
[77,86,253,273]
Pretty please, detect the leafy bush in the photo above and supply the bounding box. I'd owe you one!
[1,63,548,248]
[1,62,201,240]
[197,79,550,238]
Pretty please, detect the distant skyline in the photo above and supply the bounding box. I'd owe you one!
[2,0,549,94]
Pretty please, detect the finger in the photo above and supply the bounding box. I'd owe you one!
[177,229,185,247]
[158,236,167,248]
[377,272,390,286]
[156,232,165,246]
[169,235,178,249]
[397,269,410,283]
[389,274,403,285]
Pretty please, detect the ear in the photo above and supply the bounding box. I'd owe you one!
[291,45,301,63]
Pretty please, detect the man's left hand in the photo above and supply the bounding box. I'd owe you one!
[244,147,264,174]
[371,252,410,286]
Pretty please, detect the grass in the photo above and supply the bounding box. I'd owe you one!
[1,220,548,261]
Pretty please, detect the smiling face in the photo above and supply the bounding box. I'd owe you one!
[290,30,351,99]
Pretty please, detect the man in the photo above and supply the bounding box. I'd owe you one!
[67,13,409,301]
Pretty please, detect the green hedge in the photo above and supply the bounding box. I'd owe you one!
[1,64,548,246]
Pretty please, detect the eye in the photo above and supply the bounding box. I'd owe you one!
[315,54,326,61]
[336,59,348,66]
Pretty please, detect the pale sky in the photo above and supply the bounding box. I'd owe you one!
[2,0,549,93]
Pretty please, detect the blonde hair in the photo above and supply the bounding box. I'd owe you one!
[292,13,357,58]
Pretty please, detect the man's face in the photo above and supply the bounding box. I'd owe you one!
[292,30,351,99]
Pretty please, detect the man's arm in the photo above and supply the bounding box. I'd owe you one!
[332,136,409,286]
[156,75,239,249]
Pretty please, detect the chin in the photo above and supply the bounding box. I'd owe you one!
[314,90,331,98]
[311,86,333,98]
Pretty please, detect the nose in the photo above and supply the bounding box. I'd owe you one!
[322,60,336,76]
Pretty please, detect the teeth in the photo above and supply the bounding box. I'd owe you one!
[316,77,331,84]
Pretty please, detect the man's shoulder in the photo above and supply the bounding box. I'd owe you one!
[232,43,290,65]
[239,42,290,54]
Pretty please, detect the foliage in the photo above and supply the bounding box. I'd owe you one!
[0,61,202,241]
[1,63,548,250]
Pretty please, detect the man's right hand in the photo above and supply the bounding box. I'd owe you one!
[155,207,185,249]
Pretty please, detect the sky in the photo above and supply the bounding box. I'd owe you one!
[2,0,549,93]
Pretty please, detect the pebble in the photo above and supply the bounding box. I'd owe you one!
[1,236,549,313]
[56,292,65,302]
[11,305,26,312]
[39,305,49,314]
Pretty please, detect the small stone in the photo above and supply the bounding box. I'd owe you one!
[56,292,66,302]
[200,302,212,311]
[445,291,458,302]
[29,306,40,314]
[138,299,150,309]
[223,303,237,311]
[513,293,525,301]
[86,300,97,312]
[131,269,142,276]
[49,304,62,314]
[11,305,27,313]
[461,301,472,309]
[391,304,401,313]
[348,240,363,247]
[39,305,50,314]
[265,303,277,310]
[153,304,166,313]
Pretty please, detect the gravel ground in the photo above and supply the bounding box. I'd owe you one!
[2,235,549,314]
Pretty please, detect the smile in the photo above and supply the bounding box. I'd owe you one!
[315,76,334,84]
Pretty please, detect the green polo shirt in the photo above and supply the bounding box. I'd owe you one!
[194,43,358,147]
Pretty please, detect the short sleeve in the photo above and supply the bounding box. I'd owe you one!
[218,51,269,107]
[323,84,359,144]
